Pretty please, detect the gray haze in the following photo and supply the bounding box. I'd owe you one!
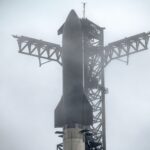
[0,0,150,150]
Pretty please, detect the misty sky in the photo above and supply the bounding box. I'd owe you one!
[0,0,150,150]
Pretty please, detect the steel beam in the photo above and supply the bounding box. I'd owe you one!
[103,32,150,66]
[13,35,62,66]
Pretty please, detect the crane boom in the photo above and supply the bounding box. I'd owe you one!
[13,32,150,68]
[13,35,62,66]
[103,32,150,66]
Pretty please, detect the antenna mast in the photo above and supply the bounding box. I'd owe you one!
[82,2,86,18]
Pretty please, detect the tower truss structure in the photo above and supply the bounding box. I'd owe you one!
[13,17,150,150]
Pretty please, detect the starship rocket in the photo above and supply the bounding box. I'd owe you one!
[55,10,93,128]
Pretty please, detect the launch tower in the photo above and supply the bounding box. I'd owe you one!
[13,10,150,150]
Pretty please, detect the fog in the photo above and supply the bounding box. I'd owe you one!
[0,0,150,150]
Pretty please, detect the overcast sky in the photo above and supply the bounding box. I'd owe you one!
[0,0,150,150]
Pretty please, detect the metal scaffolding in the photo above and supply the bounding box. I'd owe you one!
[13,18,150,150]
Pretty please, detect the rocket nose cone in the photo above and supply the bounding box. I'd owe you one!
[66,9,79,22]
[69,9,78,17]
[63,9,82,41]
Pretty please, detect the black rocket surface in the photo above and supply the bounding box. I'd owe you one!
[55,10,93,127]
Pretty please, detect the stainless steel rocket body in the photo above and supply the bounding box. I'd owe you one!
[55,10,93,128]
[63,127,85,150]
